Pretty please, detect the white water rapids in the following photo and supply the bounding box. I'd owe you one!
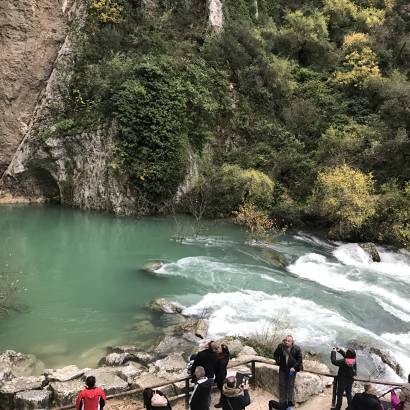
[158,233,410,382]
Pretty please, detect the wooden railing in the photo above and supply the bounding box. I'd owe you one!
[53,358,405,410]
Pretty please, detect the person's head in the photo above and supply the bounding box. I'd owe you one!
[226,376,236,388]
[208,341,219,352]
[85,376,96,389]
[194,366,205,379]
[143,388,153,406]
[345,348,356,359]
[283,335,294,348]
[408,373,410,383]
[220,343,230,355]
[364,383,376,395]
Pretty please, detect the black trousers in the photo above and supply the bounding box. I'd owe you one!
[335,382,353,410]
[278,370,296,405]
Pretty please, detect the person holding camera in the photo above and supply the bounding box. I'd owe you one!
[331,346,357,410]
[220,375,251,410]
[273,335,303,407]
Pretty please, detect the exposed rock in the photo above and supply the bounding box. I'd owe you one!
[148,298,184,314]
[98,352,136,367]
[14,389,51,410]
[154,334,198,359]
[255,363,328,404]
[131,373,176,397]
[114,363,143,384]
[49,379,84,406]
[142,261,165,274]
[0,369,13,385]
[208,0,224,31]
[216,338,244,358]
[84,368,129,395]
[303,360,333,387]
[240,346,258,357]
[44,365,86,382]
[153,353,187,373]
[107,347,154,366]
[174,318,209,339]
[0,376,46,409]
[359,243,381,262]
[0,0,75,175]
[0,350,43,377]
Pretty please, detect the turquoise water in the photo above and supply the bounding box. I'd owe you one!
[1,205,410,380]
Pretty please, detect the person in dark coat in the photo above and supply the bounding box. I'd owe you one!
[331,347,357,410]
[351,384,381,410]
[143,388,172,410]
[190,366,213,410]
[215,344,230,408]
[273,335,303,407]
[191,341,219,379]
[221,376,251,410]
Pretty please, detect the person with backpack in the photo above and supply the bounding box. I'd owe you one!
[190,366,213,410]
[331,347,357,410]
[75,376,106,410]
[215,343,230,408]
[220,375,251,410]
[143,388,171,410]
[273,335,303,407]
[351,383,381,410]
[400,373,410,410]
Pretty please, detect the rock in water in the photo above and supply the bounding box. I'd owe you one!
[359,243,381,262]
[148,298,184,314]
[142,261,164,274]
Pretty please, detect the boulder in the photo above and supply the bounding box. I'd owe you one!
[107,346,153,366]
[216,338,243,358]
[131,373,175,397]
[0,350,43,377]
[174,318,209,339]
[154,334,198,359]
[49,379,84,406]
[303,360,333,387]
[114,363,143,384]
[98,352,135,367]
[240,346,257,357]
[153,353,187,373]
[0,369,13,385]
[84,368,129,395]
[142,261,165,274]
[14,389,51,409]
[0,376,46,409]
[44,365,86,382]
[359,243,381,262]
[148,298,184,314]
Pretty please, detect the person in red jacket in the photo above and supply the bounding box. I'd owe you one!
[76,376,106,410]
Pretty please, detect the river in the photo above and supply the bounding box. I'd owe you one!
[0,205,409,381]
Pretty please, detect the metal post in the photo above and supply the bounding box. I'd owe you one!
[185,378,190,409]
[331,377,337,409]
[251,360,256,388]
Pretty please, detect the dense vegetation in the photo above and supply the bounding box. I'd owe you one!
[47,0,410,248]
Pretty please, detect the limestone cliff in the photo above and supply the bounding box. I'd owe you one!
[0,0,75,175]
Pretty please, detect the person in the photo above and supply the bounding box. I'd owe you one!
[273,335,303,407]
[143,388,172,410]
[351,383,381,410]
[331,347,357,410]
[220,375,251,410]
[190,366,213,410]
[75,376,106,410]
[215,344,230,408]
[400,373,410,410]
[191,341,219,379]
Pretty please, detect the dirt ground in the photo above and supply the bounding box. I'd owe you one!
[108,387,334,410]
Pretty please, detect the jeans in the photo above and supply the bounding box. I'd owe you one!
[278,370,296,406]
[335,382,353,410]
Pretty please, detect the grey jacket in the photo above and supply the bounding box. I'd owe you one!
[400,383,410,410]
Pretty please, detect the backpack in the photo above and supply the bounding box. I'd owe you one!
[391,390,403,410]
[151,391,168,407]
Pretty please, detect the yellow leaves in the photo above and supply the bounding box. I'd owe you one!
[342,32,370,49]
[384,0,395,10]
[356,7,385,28]
[324,0,358,17]
[90,0,123,24]
[312,164,376,232]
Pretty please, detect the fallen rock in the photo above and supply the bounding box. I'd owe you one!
[0,369,13,385]
[50,379,85,406]
[131,373,175,397]
[44,365,86,382]
[359,243,381,262]
[84,368,129,395]
[142,261,165,274]
[148,298,184,314]
[174,318,209,339]
[14,389,51,409]
[153,353,187,372]
[107,347,153,366]
[154,334,198,359]
[0,350,43,377]
[98,352,135,367]
[114,363,143,384]
[0,376,46,409]
[240,346,258,357]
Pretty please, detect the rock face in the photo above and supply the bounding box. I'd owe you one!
[208,0,224,31]
[0,376,46,409]
[50,379,84,406]
[0,0,75,175]
[359,243,381,262]
[14,389,51,410]
[0,350,43,378]
[44,365,87,382]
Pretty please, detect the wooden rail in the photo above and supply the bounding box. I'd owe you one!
[52,358,405,410]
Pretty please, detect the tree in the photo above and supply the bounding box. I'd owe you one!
[89,0,123,24]
[311,164,377,237]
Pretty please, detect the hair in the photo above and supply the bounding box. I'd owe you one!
[364,383,372,392]
[408,373,410,383]
[221,344,230,356]
[345,349,356,359]
[195,366,205,379]
[226,376,236,388]
[208,341,219,352]
[85,376,96,388]
[143,388,153,408]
